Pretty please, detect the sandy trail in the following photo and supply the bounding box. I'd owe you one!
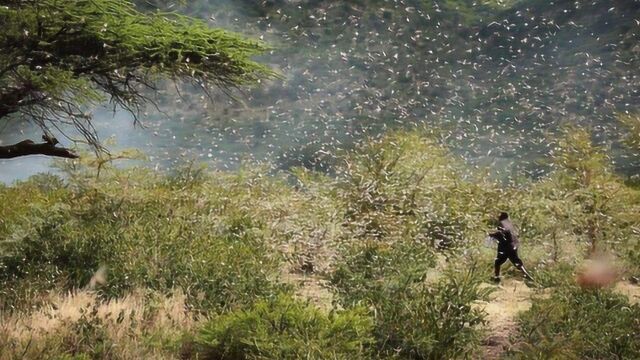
[476,279,533,359]
[282,272,334,311]
[476,278,640,359]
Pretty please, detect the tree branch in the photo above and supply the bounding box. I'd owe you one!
[0,84,35,119]
[0,139,78,159]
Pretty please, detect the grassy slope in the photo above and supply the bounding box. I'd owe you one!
[0,129,639,358]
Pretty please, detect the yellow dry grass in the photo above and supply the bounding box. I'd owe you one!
[0,289,197,360]
[615,281,640,305]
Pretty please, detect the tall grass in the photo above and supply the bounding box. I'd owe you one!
[0,290,194,359]
[511,286,640,359]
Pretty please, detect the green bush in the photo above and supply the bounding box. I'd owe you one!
[0,168,288,312]
[336,132,498,250]
[528,261,576,289]
[330,239,491,359]
[1,129,639,359]
[330,238,437,306]
[511,287,640,359]
[194,294,374,359]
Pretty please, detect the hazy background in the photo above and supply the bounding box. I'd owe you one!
[2,0,639,183]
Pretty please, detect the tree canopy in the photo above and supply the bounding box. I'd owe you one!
[0,0,275,159]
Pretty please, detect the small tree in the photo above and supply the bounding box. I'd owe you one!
[548,126,629,255]
[0,0,274,159]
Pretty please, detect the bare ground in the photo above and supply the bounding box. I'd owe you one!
[281,271,335,311]
[476,279,533,359]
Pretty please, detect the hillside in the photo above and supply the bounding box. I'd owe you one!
[1,0,638,179]
[0,1,639,359]
[2,129,640,359]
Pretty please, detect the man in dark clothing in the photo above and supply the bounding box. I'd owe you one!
[488,212,533,283]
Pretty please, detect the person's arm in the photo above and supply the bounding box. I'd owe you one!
[485,231,502,246]
[484,234,498,247]
[511,233,520,250]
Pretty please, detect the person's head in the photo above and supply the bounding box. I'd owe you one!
[498,212,509,221]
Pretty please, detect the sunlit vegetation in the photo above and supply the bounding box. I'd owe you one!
[1,0,640,359]
[1,129,639,358]
[194,295,374,359]
[511,286,640,359]
[619,113,640,153]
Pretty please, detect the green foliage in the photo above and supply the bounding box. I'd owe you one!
[619,113,640,152]
[1,129,640,359]
[194,294,374,360]
[512,287,640,359]
[337,132,496,250]
[530,126,640,255]
[0,167,288,312]
[548,125,611,188]
[331,238,492,358]
[330,237,436,302]
[527,261,575,289]
[0,0,275,149]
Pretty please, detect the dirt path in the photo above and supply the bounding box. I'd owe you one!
[474,279,640,359]
[282,271,334,311]
[476,279,533,359]
[615,281,640,304]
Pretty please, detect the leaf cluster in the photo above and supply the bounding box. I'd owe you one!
[195,294,374,360]
[0,0,275,148]
[512,286,640,359]
[331,238,492,359]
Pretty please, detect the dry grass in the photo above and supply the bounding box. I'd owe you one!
[282,272,335,311]
[0,289,197,360]
[615,282,640,305]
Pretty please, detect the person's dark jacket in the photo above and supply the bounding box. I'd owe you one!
[489,219,520,250]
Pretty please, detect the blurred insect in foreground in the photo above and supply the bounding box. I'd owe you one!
[576,257,619,289]
[485,212,534,283]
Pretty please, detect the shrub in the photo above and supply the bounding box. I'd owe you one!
[511,286,640,359]
[336,132,494,250]
[330,239,492,359]
[194,294,374,359]
[330,238,437,306]
[1,129,639,359]
[0,168,288,312]
[528,261,576,289]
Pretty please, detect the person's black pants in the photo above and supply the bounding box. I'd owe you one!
[495,246,523,273]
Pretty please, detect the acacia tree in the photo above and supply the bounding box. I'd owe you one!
[0,0,274,159]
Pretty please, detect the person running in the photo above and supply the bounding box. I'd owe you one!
[487,212,533,283]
